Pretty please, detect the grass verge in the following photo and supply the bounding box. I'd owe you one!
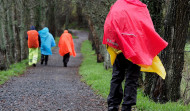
[80,40,111,98]
[79,40,190,111]
[72,35,79,39]
[0,60,28,85]
[185,42,190,51]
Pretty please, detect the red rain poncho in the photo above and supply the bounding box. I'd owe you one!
[103,0,168,66]
[58,30,76,57]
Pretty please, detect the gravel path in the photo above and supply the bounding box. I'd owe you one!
[0,30,107,111]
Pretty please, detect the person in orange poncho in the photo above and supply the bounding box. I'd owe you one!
[103,0,168,111]
[58,30,76,67]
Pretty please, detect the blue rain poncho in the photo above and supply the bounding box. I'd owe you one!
[38,27,56,55]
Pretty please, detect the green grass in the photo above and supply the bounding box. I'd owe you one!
[185,42,190,51]
[54,37,60,44]
[56,35,78,40]
[79,40,190,111]
[137,91,190,111]
[0,59,28,85]
[72,35,79,39]
[80,40,112,97]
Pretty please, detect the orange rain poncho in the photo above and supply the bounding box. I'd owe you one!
[58,30,76,57]
[27,30,39,48]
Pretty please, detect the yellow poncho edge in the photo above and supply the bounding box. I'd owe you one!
[107,46,166,79]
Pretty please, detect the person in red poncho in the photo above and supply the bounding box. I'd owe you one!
[58,30,76,67]
[27,26,41,67]
[103,0,168,111]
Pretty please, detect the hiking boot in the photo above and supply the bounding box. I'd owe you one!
[64,63,67,67]
[108,106,119,111]
[33,64,36,67]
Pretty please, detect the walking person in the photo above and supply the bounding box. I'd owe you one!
[27,26,41,67]
[38,27,56,65]
[103,0,168,111]
[58,30,76,67]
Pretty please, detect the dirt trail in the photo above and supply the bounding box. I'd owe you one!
[0,30,107,111]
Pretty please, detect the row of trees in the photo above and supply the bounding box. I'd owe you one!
[77,0,190,104]
[0,0,35,70]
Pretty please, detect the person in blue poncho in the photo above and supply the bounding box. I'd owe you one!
[38,27,56,65]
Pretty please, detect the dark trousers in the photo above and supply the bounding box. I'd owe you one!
[63,53,70,67]
[41,54,49,65]
[107,53,140,110]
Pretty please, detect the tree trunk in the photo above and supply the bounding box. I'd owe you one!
[64,0,72,30]
[142,0,164,100]
[160,0,190,102]
[47,1,56,37]
[6,1,14,64]
[13,1,21,62]
[18,0,27,60]
[86,16,104,62]
[76,1,83,27]
[0,1,8,69]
